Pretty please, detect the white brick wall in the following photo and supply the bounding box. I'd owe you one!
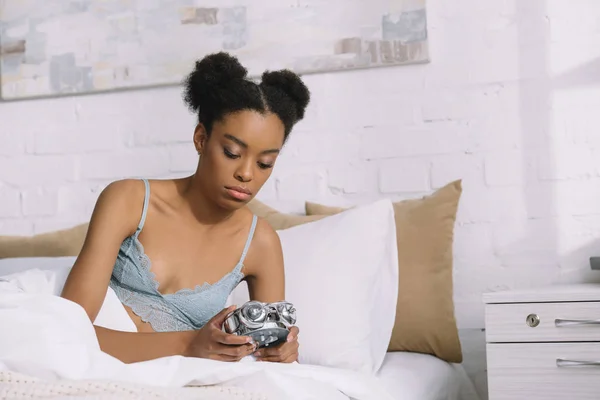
[1,1,600,398]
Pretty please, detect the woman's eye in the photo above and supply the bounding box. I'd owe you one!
[258,162,273,170]
[224,148,240,159]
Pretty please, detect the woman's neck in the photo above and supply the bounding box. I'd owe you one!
[177,175,237,226]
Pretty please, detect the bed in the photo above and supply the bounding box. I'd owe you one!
[0,189,480,400]
[376,352,480,400]
[0,259,480,400]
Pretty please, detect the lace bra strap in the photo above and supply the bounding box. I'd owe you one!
[238,214,258,265]
[136,178,151,234]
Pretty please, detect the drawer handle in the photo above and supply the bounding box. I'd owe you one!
[557,359,600,367]
[555,318,600,327]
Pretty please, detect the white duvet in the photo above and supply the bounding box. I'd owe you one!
[0,268,394,400]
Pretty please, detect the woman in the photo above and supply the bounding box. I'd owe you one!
[61,52,310,365]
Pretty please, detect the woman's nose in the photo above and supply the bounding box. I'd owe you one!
[235,164,253,182]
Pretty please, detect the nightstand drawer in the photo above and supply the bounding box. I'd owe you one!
[486,301,600,342]
[487,342,600,400]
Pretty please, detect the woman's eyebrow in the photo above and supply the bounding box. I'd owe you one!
[224,133,247,148]
[224,133,280,154]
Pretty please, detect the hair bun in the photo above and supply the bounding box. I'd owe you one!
[261,70,310,120]
[183,52,248,112]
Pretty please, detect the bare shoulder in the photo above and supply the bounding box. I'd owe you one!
[251,215,282,251]
[98,179,145,205]
[96,179,149,212]
[91,179,148,236]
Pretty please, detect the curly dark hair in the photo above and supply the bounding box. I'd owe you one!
[182,52,310,143]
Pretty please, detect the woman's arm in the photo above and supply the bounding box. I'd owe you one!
[94,326,194,363]
[61,180,194,363]
[243,218,285,303]
[61,180,139,320]
[243,218,299,363]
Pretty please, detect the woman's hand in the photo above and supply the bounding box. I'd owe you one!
[185,305,257,361]
[253,326,300,363]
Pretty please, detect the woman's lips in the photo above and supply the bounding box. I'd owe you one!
[225,186,252,201]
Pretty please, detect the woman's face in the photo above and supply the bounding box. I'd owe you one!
[194,110,285,210]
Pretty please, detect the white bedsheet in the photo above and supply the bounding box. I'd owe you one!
[377,352,480,400]
[0,268,394,400]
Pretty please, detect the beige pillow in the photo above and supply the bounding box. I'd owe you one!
[305,180,463,363]
[247,199,324,230]
[0,200,321,260]
[0,223,89,259]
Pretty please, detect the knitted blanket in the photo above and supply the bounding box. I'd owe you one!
[0,370,268,400]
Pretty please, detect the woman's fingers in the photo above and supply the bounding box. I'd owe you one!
[287,326,300,341]
[216,342,256,358]
[205,326,301,362]
[256,351,297,362]
[255,337,299,362]
[211,326,253,346]
[283,353,298,363]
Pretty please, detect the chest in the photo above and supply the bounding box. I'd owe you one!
[484,283,600,400]
[136,218,249,295]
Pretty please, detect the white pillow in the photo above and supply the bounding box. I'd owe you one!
[0,256,76,295]
[0,256,136,332]
[230,198,399,375]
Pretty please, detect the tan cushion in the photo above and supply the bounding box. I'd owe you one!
[305,180,463,363]
[0,200,321,260]
[247,199,324,230]
[0,223,89,259]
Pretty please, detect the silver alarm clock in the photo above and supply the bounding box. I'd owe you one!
[222,300,296,349]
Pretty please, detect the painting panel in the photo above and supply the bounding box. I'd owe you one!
[0,0,429,100]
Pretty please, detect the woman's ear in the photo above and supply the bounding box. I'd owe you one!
[193,124,209,155]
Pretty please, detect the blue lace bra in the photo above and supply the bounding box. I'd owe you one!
[109,178,257,332]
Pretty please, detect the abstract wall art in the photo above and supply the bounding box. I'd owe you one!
[0,0,429,100]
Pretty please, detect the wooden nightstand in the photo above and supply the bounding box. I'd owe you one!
[483,283,600,400]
